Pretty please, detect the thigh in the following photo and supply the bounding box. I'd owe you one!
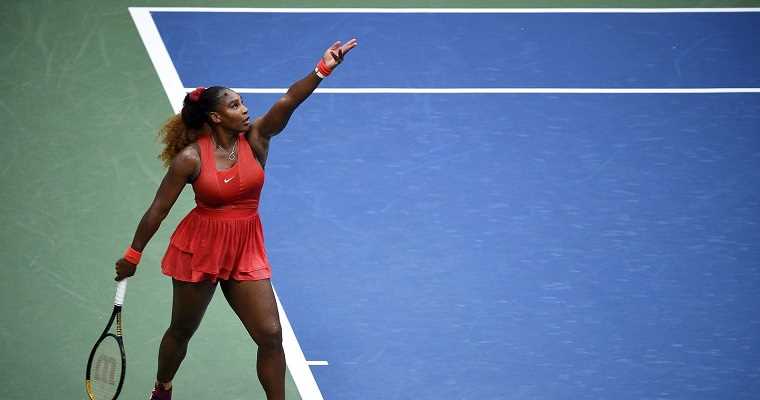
[219,279,280,340]
[169,279,217,333]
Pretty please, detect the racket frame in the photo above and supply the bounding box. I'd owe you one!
[85,279,128,400]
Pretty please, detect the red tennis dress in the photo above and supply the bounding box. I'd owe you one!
[161,132,272,282]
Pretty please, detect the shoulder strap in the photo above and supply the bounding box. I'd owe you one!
[197,134,212,167]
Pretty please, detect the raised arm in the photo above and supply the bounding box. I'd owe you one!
[114,148,199,281]
[253,38,358,139]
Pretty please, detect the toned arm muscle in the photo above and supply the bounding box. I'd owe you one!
[129,148,198,252]
[255,72,322,139]
[253,38,358,140]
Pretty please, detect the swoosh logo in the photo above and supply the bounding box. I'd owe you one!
[224,177,234,183]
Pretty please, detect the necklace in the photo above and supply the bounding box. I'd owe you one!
[210,134,237,161]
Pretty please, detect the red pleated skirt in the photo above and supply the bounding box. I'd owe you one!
[161,206,272,283]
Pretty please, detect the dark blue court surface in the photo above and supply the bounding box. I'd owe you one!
[154,11,760,88]
[151,11,760,400]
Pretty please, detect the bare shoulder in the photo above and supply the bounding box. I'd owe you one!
[171,142,201,180]
[245,119,271,165]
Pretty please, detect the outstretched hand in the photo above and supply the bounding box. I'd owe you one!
[322,38,358,70]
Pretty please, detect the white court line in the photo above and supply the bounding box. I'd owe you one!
[217,88,760,94]
[137,7,760,13]
[133,4,760,96]
[307,361,330,366]
[274,288,326,400]
[129,7,325,400]
[129,5,759,397]
[129,8,185,112]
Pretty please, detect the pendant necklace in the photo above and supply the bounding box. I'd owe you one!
[211,134,237,161]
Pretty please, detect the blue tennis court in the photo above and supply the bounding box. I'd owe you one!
[140,9,760,399]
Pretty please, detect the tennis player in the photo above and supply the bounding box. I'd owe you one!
[114,38,357,400]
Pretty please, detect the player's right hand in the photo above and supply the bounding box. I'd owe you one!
[115,258,137,281]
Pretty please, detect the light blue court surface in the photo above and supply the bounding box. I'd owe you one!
[150,10,760,400]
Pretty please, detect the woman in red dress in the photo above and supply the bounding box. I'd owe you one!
[114,38,357,400]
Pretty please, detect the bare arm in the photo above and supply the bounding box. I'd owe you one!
[253,38,358,139]
[253,71,323,139]
[115,148,199,280]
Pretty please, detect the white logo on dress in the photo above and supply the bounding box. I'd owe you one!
[224,177,234,183]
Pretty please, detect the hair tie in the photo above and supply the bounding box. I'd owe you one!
[189,87,206,102]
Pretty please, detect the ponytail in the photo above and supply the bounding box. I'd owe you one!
[157,86,228,167]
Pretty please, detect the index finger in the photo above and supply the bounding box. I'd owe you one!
[340,38,358,53]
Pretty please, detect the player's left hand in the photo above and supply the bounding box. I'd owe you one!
[322,38,358,70]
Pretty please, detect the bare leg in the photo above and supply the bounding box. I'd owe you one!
[220,279,285,400]
[156,278,217,387]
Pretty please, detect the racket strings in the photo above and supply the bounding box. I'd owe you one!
[88,336,123,399]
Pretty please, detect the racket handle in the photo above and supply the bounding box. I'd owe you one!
[114,278,128,306]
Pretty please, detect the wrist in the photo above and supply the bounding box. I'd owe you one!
[314,58,332,79]
[123,246,142,265]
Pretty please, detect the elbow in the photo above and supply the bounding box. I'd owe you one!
[279,97,299,118]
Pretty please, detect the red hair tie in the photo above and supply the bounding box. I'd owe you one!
[189,87,206,102]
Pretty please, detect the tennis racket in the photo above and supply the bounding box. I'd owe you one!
[85,279,128,400]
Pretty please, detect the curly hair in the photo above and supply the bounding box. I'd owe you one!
[157,86,229,167]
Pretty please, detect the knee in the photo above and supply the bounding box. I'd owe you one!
[166,322,198,343]
[254,322,283,349]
